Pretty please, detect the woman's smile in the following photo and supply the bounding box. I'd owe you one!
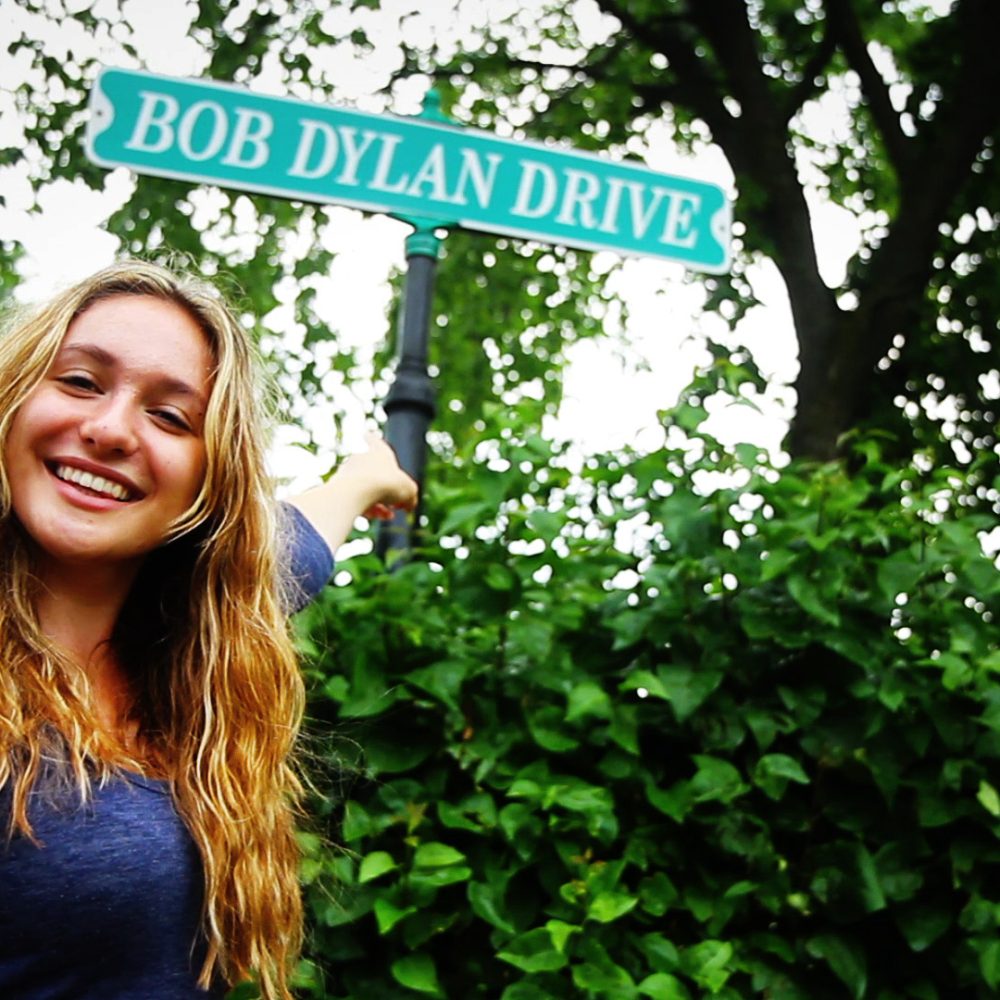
[52,462,134,501]
[4,294,212,574]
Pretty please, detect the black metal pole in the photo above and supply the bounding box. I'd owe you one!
[377,226,441,561]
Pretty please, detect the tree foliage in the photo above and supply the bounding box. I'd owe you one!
[3,2,1000,999]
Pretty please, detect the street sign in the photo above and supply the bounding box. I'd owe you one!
[87,68,731,272]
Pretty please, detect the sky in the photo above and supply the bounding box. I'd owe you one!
[0,0,868,502]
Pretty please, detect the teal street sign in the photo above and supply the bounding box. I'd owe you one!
[86,68,731,272]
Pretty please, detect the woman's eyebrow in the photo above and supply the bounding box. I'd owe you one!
[59,342,207,407]
[60,343,116,367]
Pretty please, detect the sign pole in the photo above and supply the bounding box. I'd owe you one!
[376,223,442,561]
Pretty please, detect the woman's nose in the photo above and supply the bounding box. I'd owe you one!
[79,394,140,454]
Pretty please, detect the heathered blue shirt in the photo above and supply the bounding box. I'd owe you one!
[0,771,221,999]
[0,503,333,999]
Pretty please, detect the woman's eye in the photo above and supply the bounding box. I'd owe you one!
[58,374,99,391]
[152,409,191,432]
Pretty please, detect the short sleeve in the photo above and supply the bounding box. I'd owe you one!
[279,502,335,613]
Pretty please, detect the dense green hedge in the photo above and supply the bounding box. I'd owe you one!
[289,409,1000,999]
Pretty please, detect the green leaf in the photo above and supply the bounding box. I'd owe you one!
[646,779,692,822]
[638,973,691,999]
[438,792,497,832]
[639,933,681,973]
[787,573,841,626]
[977,780,1000,817]
[690,755,748,804]
[468,880,516,933]
[413,842,467,868]
[806,934,867,998]
[681,939,733,994]
[440,501,492,535]
[340,800,373,842]
[759,548,798,582]
[486,563,517,591]
[756,753,810,783]
[501,983,561,1000]
[981,939,1000,990]
[895,904,952,952]
[527,507,564,542]
[566,680,612,722]
[610,704,641,754]
[571,959,636,992]
[673,401,708,432]
[723,880,758,900]
[408,659,468,711]
[658,665,723,722]
[391,952,443,996]
[639,872,679,916]
[621,670,670,700]
[587,890,640,923]
[358,851,398,883]
[374,896,416,935]
[855,844,887,913]
[545,919,580,953]
[752,753,810,799]
[876,552,923,606]
[497,928,568,973]
[409,865,472,889]
[526,704,580,752]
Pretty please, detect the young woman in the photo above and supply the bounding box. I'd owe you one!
[0,260,417,998]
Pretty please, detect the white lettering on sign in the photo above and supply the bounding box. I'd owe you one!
[629,183,668,240]
[288,121,501,209]
[511,161,557,218]
[338,127,378,185]
[125,90,274,169]
[369,134,409,194]
[406,144,449,200]
[661,190,700,247]
[220,108,273,169]
[510,158,703,250]
[125,91,180,154]
[288,120,338,179]
[554,168,602,228]
[177,101,228,162]
[598,177,626,234]
[453,150,501,208]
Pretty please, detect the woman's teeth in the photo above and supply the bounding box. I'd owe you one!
[54,464,132,501]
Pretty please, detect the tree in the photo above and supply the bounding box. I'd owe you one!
[406,0,999,464]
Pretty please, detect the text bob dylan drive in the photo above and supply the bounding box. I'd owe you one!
[123,89,715,256]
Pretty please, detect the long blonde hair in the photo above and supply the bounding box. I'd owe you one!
[0,260,305,998]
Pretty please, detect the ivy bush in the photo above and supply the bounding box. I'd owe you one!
[289,402,1000,999]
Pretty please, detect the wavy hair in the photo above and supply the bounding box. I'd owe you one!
[0,260,305,998]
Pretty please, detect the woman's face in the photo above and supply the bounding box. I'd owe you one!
[4,294,213,575]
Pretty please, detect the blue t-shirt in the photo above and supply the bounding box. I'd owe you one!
[282,502,335,613]
[0,502,333,999]
[0,772,222,999]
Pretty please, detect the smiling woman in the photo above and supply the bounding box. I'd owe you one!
[0,261,418,999]
[6,295,211,572]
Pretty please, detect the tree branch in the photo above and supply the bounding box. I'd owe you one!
[596,0,732,138]
[690,1,837,325]
[791,0,1000,457]
[784,22,839,119]
[823,0,911,174]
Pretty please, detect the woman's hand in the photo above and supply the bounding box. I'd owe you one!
[286,432,419,553]
[335,432,419,521]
